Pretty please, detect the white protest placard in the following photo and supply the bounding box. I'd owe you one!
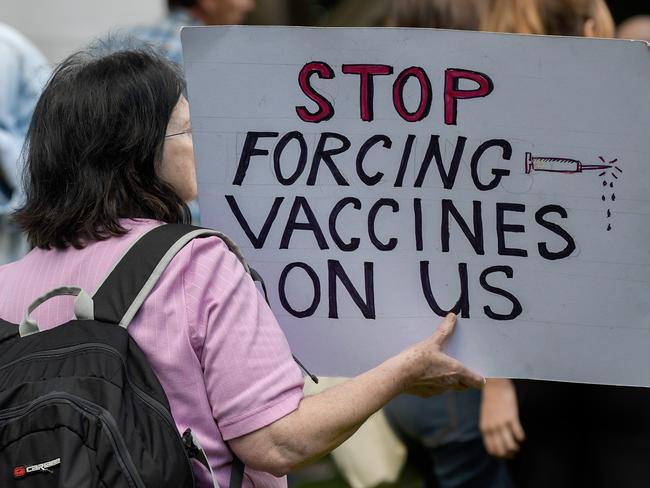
[182,26,650,386]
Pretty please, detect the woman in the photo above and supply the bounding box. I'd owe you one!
[478,3,650,487]
[0,48,483,487]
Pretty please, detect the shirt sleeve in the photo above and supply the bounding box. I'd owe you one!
[182,236,304,440]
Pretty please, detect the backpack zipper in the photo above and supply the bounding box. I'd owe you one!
[0,391,145,488]
[0,342,196,487]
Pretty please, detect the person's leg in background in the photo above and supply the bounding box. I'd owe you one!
[398,431,439,488]
[385,389,512,488]
[589,384,650,488]
[509,380,585,488]
[432,436,510,488]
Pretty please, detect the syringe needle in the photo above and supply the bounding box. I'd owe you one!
[581,164,611,171]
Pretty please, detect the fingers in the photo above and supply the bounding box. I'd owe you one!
[510,418,526,442]
[431,314,485,389]
[483,431,503,458]
[432,312,457,347]
[482,423,523,459]
[446,356,485,389]
[483,429,508,459]
[498,426,519,458]
[457,364,485,389]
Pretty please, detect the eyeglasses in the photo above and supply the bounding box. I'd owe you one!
[165,128,192,138]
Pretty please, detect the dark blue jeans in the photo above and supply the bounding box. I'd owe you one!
[384,390,512,488]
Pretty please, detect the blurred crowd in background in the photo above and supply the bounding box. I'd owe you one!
[1,1,650,487]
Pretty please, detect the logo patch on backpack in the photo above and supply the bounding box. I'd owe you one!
[13,458,60,478]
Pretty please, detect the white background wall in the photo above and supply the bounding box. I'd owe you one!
[1,0,166,62]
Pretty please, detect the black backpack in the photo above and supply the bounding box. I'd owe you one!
[0,224,249,488]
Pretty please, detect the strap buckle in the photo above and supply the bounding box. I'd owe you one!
[182,428,199,459]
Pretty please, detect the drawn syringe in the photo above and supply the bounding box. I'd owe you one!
[525,152,611,174]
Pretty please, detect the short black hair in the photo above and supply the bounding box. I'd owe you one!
[14,48,191,249]
[168,0,198,9]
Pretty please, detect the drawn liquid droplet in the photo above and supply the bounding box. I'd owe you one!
[602,195,606,201]
[612,194,616,201]
[603,181,608,187]
[610,182,614,188]
[607,224,612,231]
[607,209,611,218]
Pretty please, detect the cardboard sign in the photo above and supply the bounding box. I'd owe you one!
[182,26,650,385]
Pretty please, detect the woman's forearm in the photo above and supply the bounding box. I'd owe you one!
[261,349,419,474]
[229,314,484,476]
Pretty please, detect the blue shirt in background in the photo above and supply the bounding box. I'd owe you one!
[0,22,50,213]
[0,23,50,265]
[123,9,203,66]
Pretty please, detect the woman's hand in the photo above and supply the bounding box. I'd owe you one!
[480,378,525,458]
[401,313,485,397]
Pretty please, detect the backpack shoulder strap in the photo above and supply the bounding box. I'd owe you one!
[90,223,248,328]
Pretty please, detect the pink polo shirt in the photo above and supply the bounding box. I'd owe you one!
[0,219,305,487]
